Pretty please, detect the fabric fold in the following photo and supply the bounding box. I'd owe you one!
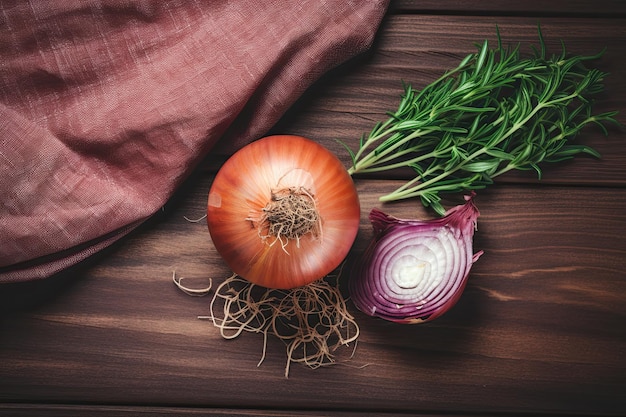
[1,0,389,282]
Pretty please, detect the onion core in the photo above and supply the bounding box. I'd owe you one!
[349,194,483,324]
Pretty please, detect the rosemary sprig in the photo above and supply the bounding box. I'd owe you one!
[346,27,619,215]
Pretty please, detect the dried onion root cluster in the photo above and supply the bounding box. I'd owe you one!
[174,272,360,378]
[250,186,322,252]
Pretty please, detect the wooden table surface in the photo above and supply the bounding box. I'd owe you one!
[2,2,626,416]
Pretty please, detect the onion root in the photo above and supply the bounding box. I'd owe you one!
[173,272,360,378]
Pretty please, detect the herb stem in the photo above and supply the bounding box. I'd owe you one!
[347,26,619,215]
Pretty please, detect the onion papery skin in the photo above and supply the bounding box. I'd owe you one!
[207,135,360,290]
[349,194,483,324]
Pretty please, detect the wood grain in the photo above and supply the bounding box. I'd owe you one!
[1,176,625,415]
[258,16,626,186]
[1,2,625,416]
[389,0,626,15]
[0,404,471,417]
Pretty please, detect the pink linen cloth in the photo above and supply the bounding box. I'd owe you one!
[0,0,389,282]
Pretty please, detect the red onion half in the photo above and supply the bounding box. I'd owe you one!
[349,194,483,324]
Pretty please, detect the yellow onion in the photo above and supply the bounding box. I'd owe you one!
[207,135,360,289]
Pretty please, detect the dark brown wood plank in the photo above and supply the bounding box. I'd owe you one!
[2,175,624,415]
[389,0,626,16]
[227,15,626,186]
[0,404,468,417]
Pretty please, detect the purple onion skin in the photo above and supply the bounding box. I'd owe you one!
[349,194,483,324]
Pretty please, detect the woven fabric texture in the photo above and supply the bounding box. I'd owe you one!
[0,0,388,282]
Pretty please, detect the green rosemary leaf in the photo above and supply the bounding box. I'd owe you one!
[552,145,602,160]
[485,148,514,160]
[348,26,620,213]
[475,40,489,75]
[589,111,620,136]
[530,163,542,179]
[395,120,426,130]
[336,139,358,168]
[462,159,501,174]
[409,162,424,176]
